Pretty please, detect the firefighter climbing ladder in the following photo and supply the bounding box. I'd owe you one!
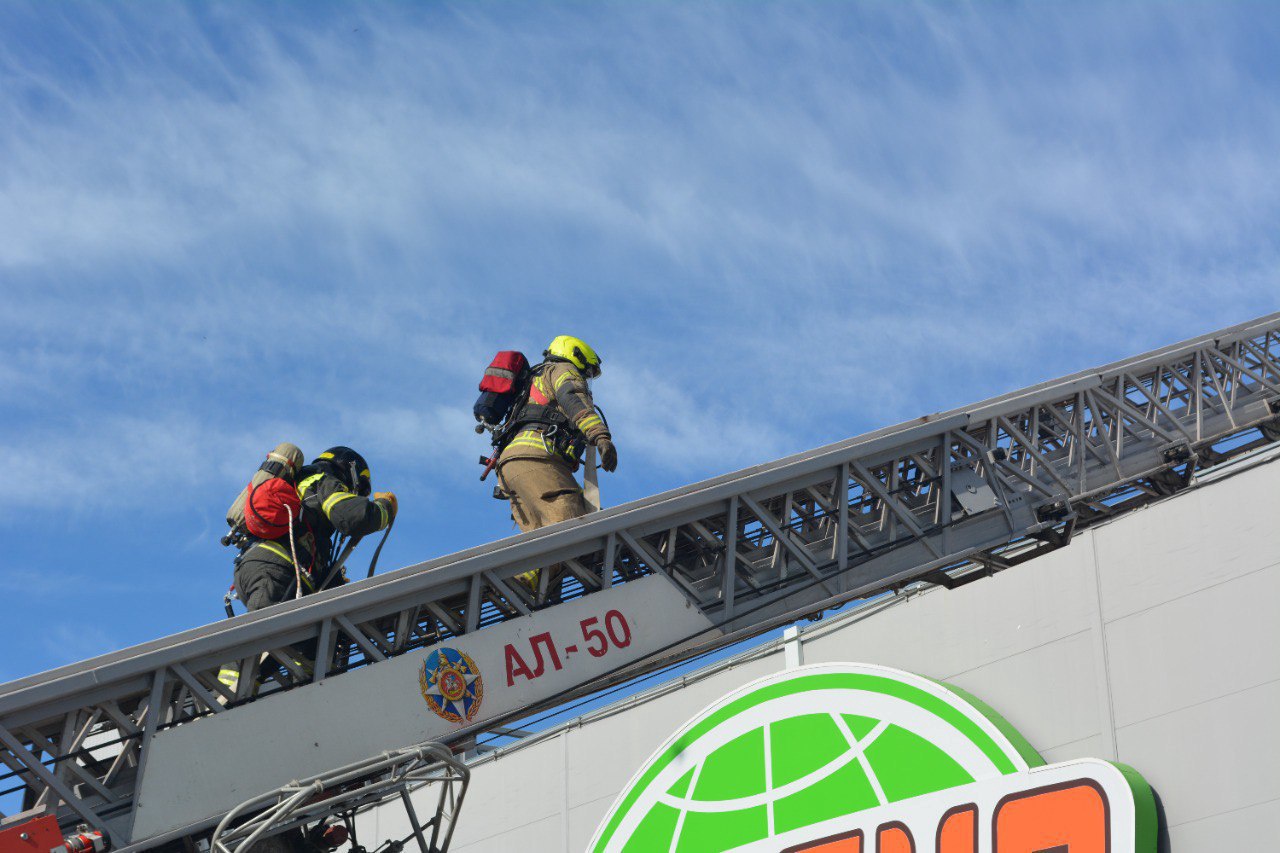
[2,313,1280,852]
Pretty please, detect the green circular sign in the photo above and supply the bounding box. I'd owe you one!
[590,663,1041,852]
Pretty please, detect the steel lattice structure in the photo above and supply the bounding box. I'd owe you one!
[1,312,1278,850]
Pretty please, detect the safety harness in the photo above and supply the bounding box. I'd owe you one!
[494,361,588,463]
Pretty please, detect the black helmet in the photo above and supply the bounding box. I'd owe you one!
[313,446,372,496]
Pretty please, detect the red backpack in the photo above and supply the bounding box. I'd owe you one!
[474,351,531,426]
[244,477,303,539]
[224,443,305,546]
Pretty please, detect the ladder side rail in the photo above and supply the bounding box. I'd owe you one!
[1,678,153,734]
[2,618,338,733]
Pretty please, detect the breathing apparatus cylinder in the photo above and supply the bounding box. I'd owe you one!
[224,442,305,544]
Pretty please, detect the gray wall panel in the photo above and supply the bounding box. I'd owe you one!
[568,799,615,853]
[1039,734,1107,765]
[945,629,1102,755]
[801,541,1097,680]
[1106,562,1280,728]
[451,814,564,853]
[472,740,566,840]
[1116,678,1280,831]
[1095,463,1280,621]
[1166,797,1280,850]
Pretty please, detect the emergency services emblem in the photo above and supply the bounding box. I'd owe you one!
[418,647,484,724]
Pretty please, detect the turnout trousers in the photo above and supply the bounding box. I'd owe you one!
[234,558,295,612]
[222,558,314,698]
[497,456,587,532]
[497,457,587,594]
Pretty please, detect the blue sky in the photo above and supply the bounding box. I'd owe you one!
[0,1,1277,681]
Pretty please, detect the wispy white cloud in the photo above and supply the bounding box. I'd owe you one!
[0,0,1276,524]
[0,567,133,598]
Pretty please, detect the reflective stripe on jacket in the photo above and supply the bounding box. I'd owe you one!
[297,472,391,542]
[239,472,390,589]
[499,361,608,469]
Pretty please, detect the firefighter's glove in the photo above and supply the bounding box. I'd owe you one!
[596,438,618,473]
[374,491,398,520]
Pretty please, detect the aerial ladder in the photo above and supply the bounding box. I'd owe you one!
[2,313,1280,852]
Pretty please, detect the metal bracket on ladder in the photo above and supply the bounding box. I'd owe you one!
[209,743,468,853]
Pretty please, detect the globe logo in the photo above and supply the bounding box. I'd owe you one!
[590,663,1038,852]
[418,647,484,724]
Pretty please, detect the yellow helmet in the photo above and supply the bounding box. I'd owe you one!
[545,335,602,378]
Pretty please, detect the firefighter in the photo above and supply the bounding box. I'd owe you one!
[495,336,616,587]
[233,446,397,612]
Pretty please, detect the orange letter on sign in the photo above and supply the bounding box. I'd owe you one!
[937,804,977,853]
[994,780,1108,853]
[877,822,915,853]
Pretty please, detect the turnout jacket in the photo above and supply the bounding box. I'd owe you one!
[238,471,392,594]
[498,360,609,471]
